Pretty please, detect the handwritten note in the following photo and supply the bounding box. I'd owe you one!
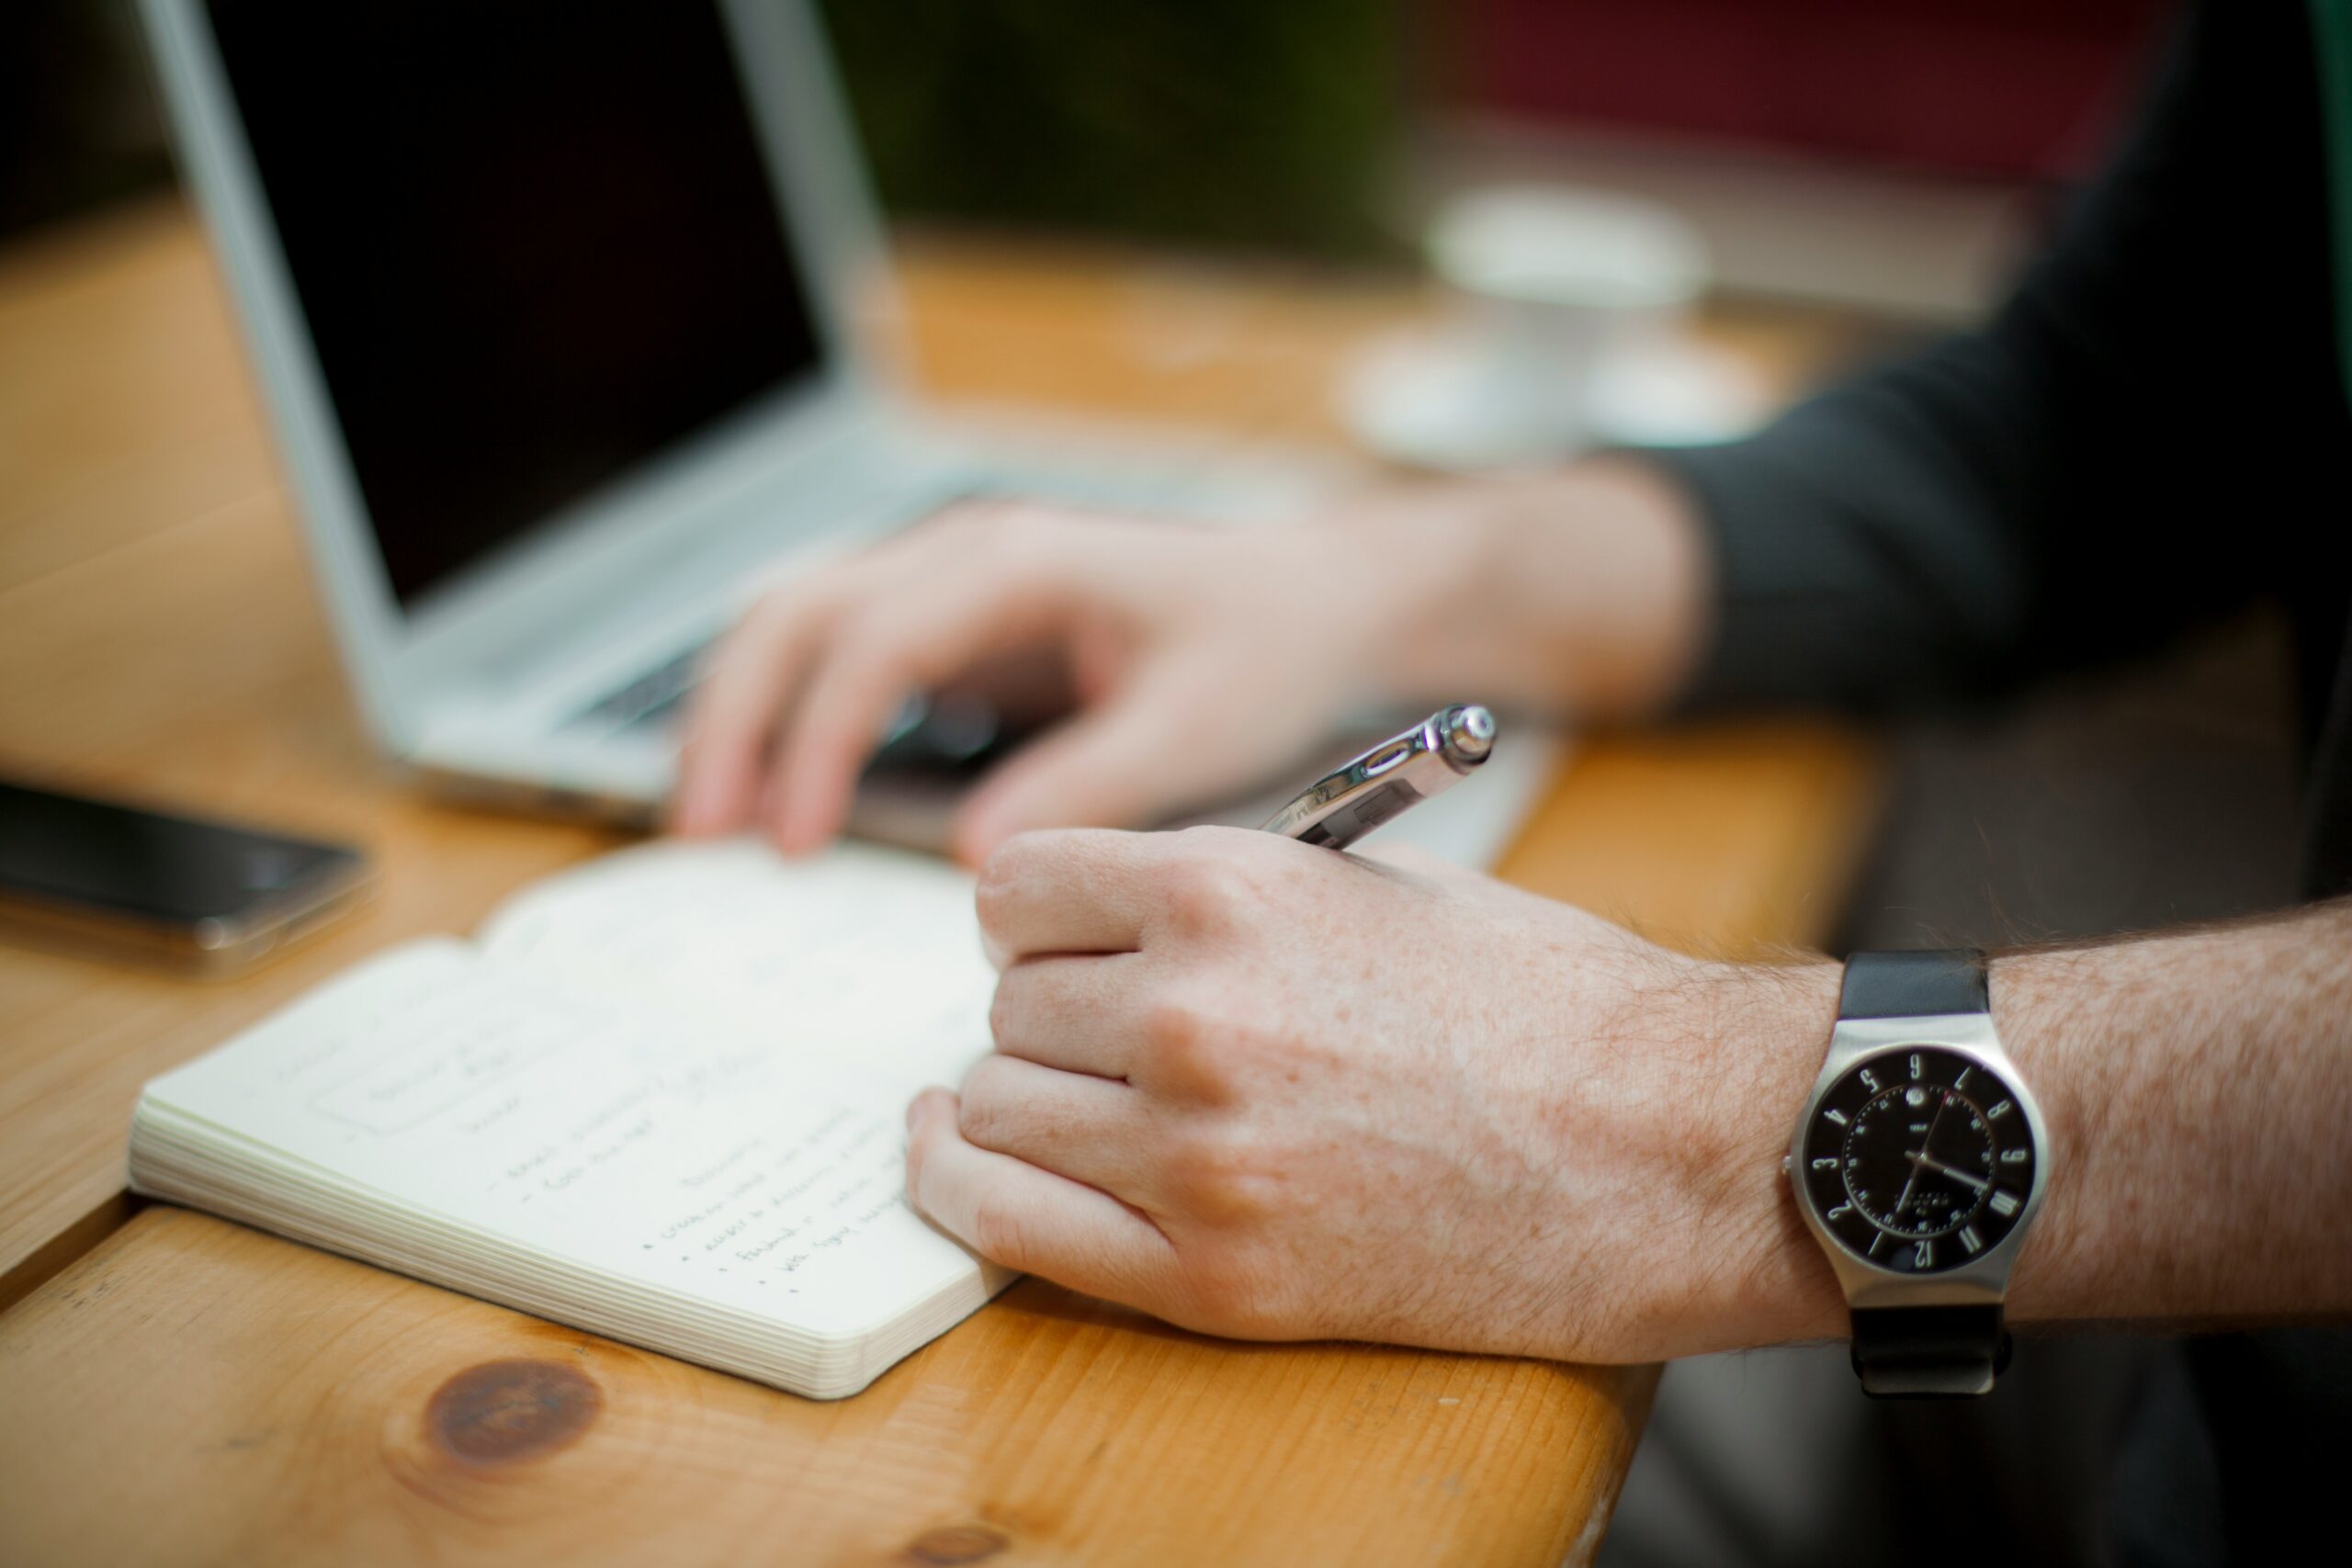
[141,846,996,1341]
[477,839,995,1098]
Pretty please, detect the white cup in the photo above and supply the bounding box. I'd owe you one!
[1424,184,1710,459]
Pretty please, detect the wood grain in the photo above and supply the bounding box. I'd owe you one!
[0,197,1877,1564]
[0,1208,1656,1567]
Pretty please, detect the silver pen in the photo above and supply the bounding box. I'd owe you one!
[1261,705,1497,851]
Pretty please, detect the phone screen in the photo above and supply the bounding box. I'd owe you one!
[0,782,363,926]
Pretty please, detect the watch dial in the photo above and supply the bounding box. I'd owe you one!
[1799,1047,2035,1273]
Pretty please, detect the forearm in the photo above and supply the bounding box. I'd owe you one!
[1695,903,2352,1354]
[1997,906,2352,1325]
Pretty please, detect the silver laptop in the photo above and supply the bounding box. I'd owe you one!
[140,0,1558,862]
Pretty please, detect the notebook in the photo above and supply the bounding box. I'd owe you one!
[129,839,1012,1400]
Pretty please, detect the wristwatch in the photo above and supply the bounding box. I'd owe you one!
[1783,951,2049,1397]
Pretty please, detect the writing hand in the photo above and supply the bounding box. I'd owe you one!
[902,824,1847,1365]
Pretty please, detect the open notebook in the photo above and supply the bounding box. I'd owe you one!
[130,840,1011,1400]
[128,728,1561,1400]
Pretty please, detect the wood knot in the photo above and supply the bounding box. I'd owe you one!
[425,1358,603,1465]
[904,1523,1012,1564]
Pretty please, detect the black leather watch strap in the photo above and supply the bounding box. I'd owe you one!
[1838,949,1987,1020]
[1837,950,2007,1398]
[1849,1305,2013,1398]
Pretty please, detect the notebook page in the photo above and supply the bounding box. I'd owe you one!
[475,838,995,1101]
[134,937,989,1341]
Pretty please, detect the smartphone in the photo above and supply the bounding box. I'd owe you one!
[0,780,371,975]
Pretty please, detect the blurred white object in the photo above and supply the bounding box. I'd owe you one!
[1342,184,1769,470]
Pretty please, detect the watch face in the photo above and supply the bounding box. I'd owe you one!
[1799,1047,2036,1274]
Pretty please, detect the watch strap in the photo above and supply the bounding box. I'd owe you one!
[1849,1304,2013,1398]
[1836,950,2007,1399]
[1838,949,1987,1021]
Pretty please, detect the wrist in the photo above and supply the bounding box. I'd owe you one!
[1310,459,1711,718]
[1532,458,1713,717]
[1670,957,1849,1354]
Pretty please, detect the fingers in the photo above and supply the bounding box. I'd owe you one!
[989,953,1150,1077]
[955,1053,1148,1193]
[904,1089,1170,1302]
[766,571,1084,854]
[952,670,1209,863]
[673,583,841,835]
[673,501,1091,848]
[974,828,1167,963]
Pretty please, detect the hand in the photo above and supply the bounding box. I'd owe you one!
[673,463,1708,864]
[673,499,1464,863]
[904,824,1844,1364]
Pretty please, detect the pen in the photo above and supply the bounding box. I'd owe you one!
[1261,705,1496,851]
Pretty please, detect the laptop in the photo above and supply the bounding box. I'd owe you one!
[139,0,1558,863]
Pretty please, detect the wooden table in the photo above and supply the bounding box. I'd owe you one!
[0,198,1878,1565]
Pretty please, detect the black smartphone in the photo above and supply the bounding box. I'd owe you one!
[0,780,371,975]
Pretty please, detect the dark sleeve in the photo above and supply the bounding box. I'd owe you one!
[1654,0,2346,717]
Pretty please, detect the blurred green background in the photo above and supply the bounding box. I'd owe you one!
[1,0,1410,258]
[816,0,1407,257]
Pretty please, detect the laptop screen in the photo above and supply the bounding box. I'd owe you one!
[204,1,827,609]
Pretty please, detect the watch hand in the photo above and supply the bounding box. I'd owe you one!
[1889,1147,1928,1221]
[1908,1152,1990,1192]
[1888,1092,1951,1224]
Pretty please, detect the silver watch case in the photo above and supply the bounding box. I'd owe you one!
[1785,1011,2052,1311]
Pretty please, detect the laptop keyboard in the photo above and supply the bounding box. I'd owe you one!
[573,643,707,734]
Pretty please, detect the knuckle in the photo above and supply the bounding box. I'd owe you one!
[1140,991,1229,1088]
[824,607,906,676]
[956,1055,1016,1136]
[1172,822,1258,855]
[1163,1128,1279,1223]
[1141,990,1207,1053]
[977,829,1099,935]
[973,840,1038,934]
[1158,849,1252,939]
[967,1188,1035,1270]
[732,575,833,652]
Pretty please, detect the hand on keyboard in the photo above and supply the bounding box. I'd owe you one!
[672,498,1439,863]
